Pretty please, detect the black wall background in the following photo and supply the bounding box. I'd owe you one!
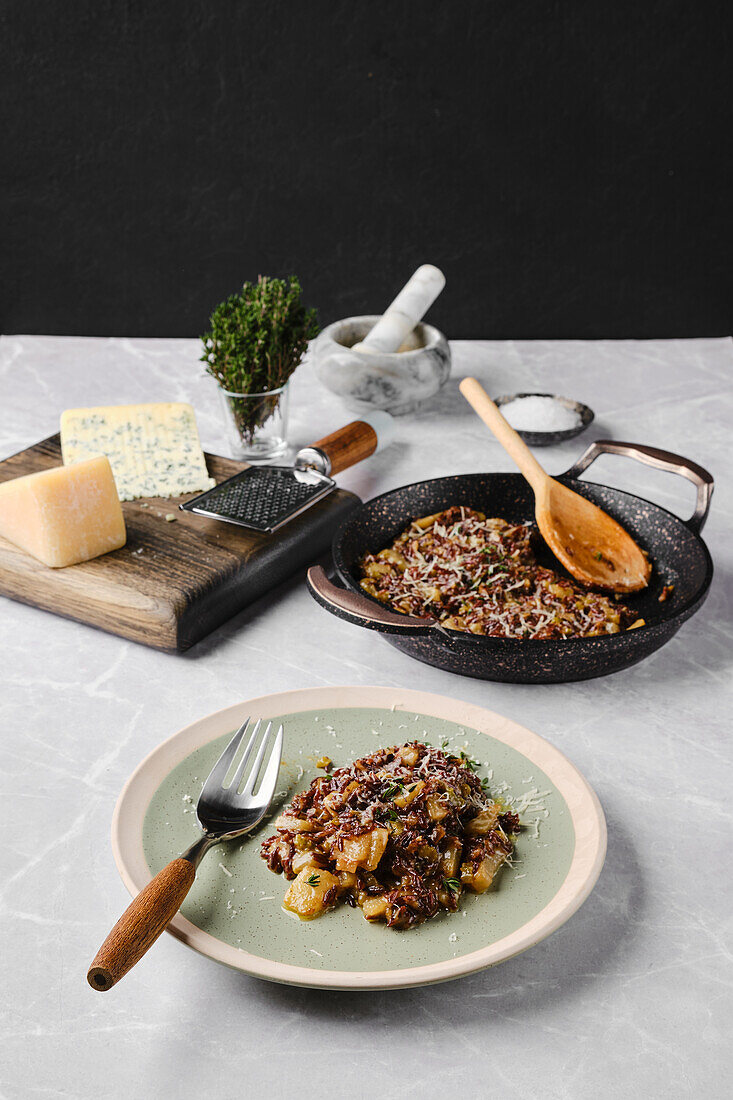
[2,0,730,339]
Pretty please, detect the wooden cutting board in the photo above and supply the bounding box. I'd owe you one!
[0,435,360,652]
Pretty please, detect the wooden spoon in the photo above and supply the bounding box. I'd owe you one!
[459,377,651,593]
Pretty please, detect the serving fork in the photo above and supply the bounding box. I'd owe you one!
[87,717,284,991]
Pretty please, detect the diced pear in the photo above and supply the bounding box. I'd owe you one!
[440,839,462,879]
[291,851,320,875]
[426,794,450,821]
[362,896,389,921]
[461,849,508,894]
[335,827,389,873]
[283,868,340,920]
[274,815,313,833]
[394,780,424,808]
[398,745,419,766]
[465,804,500,835]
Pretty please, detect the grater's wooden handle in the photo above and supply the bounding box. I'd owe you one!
[307,420,379,475]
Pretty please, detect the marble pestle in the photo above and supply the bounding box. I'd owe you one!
[351,265,446,354]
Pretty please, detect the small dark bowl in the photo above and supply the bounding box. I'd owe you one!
[494,392,594,447]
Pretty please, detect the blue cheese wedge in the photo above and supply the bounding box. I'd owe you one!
[60,402,216,501]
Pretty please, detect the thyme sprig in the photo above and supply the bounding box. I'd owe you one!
[201,275,319,443]
[378,805,400,822]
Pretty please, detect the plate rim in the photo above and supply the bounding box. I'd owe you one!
[112,685,607,990]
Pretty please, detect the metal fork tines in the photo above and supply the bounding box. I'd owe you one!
[186,717,284,862]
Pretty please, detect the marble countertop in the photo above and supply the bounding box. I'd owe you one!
[2,335,731,1100]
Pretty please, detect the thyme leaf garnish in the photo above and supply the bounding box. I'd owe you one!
[459,751,480,772]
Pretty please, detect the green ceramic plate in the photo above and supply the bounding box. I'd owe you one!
[113,686,605,989]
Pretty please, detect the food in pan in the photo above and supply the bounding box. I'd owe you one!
[261,741,520,928]
[358,506,643,639]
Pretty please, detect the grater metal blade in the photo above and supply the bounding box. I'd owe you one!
[181,415,391,534]
[179,465,336,534]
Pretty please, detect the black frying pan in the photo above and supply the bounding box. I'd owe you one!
[307,440,714,684]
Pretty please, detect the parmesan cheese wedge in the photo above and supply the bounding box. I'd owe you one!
[60,402,215,501]
[0,456,126,567]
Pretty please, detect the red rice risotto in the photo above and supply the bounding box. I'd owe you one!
[261,741,520,929]
[358,506,640,639]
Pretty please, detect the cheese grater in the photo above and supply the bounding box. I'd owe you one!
[181,413,393,533]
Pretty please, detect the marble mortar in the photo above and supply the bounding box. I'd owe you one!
[313,315,451,415]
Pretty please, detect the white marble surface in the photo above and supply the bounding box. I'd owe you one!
[1,335,731,1100]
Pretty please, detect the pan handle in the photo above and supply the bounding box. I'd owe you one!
[564,439,714,534]
[306,565,437,636]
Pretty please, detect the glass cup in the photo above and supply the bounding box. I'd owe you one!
[217,383,289,461]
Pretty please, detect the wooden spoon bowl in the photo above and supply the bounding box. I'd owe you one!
[537,477,650,592]
[460,377,651,593]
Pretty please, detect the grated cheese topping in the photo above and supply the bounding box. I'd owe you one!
[359,506,636,640]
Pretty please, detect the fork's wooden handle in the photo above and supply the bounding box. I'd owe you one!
[87,858,196,991]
